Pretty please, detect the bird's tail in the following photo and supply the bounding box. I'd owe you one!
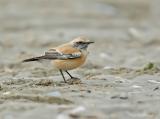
[22,56,44,62]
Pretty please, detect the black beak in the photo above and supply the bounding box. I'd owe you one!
[87,41,94,44]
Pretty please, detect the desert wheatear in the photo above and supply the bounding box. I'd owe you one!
[23,37,94,83]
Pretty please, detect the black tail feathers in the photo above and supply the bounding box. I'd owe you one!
[22,57,41,62]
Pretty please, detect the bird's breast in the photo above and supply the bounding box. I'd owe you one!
[52,51,88,70]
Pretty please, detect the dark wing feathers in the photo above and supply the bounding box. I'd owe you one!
[44,50,81,59]
[22,49,81,62]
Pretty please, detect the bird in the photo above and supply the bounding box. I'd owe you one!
[22,37,94,83]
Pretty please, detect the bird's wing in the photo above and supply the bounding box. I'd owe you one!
[22,44,81,62]
[44,47,81,60]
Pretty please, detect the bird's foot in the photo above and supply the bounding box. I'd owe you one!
[67,77,81,84]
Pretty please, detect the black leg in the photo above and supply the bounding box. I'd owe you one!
[65,70,74,78]
[59,70,67,83]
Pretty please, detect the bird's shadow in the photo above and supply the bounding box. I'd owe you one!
[60,77,83,85]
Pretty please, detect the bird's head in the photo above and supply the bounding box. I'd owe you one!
[70,36,94,50]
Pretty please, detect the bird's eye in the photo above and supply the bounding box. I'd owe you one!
[78,41,83,44]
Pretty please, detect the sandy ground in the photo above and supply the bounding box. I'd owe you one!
[1,0,160,119]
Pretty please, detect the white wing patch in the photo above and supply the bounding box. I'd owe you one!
[73,52,81,57]
[65,52,81,59]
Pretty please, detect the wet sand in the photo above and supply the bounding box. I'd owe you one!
[0,0,160,119]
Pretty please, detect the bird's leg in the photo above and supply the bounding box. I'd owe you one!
[65,70,81,84]
[59,70,67,83]
[65,70,74,79]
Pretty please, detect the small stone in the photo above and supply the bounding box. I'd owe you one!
[153,87,159,91]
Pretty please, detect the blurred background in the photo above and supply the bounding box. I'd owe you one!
[0,0,160,68]
[1,0,160,119]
